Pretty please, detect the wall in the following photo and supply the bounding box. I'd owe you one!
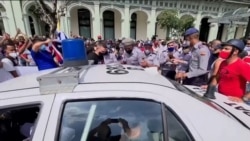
[114,11,121,39]
[70,8,79,36]
[156,24,166,39]
[221,25,228,42]
[136,11,147,40]
[235,26,244,39]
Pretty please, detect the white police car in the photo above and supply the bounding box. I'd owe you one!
[0,63,250,141]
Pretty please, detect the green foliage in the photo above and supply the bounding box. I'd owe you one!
[157,10,179,30]
[178,15,195,32]
[157,10,195,37]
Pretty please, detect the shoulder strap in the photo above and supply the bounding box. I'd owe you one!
[5,56,18,66]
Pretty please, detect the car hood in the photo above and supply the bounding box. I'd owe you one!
[184,85,250,129]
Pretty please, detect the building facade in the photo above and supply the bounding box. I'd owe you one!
[0,0,248,41]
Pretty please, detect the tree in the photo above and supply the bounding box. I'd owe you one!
[33,0,72,38]
[177,15,195,35]
[157,10,179,38]
[157,10,195,38]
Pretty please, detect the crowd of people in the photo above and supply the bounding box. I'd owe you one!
[0,27,250,105]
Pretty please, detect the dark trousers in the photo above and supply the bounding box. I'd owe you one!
[161,70,176,80]
[183,73,208,86]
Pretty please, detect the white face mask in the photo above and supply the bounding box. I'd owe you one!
[182,48,190,54]
[144,49,151,55]
[244,46,250,51]
[9,52,18,58]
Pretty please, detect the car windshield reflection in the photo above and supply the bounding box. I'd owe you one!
[58,99,163,141]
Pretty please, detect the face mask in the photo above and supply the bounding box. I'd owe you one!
[9,52,18,58]
[168,48,174,52]
[125,50,133,54]
[219,51,230,59]
[182,48,190,54]
[244,46,250,51]
[144,50,151,55]
[40,45,47,51]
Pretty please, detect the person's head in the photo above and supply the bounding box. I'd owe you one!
[161,40,166,46]
[97,35,102,40]
[144,41,153,55]
[2,40,17,58]
[17,35,25,45]
[211,44,222,58]
[184,28,200,46]
[122,38,135,54]
[167,40,175,52]
[182,44,190,54]
[210,39,222,51]
[219,39,245,60]
[94,40,107,55]
[245,37,250,47]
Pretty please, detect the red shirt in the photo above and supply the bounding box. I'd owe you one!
[242,56,250,65]
[218,59,250,98]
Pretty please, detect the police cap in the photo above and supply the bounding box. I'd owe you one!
[221,39,245,52]
[184,28,199,37]
[122,38,135,46]
[144,41,152,46]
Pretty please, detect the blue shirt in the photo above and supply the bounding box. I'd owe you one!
[31,50,58,71]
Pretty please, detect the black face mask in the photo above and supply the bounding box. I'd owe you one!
[125,50,133,54]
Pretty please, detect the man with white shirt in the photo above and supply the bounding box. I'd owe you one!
[0,41,20,82]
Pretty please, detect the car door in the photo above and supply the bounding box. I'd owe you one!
[44,90,202,141]
[0,94,55,141]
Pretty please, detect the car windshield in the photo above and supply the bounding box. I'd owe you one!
[58,99,164,141]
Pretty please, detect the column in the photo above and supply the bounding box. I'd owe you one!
[11,1,26,33]
[207,23,219,42]
[1,12,10,34]
[22,15,32,37]
[194,11,202,30]
[66,16,71,37]
[92,2,101,40]
[32,16,40,35]
[121,5,130,38]
[227,25,237,40]
[147,7,156,38]
[3,1,16,36]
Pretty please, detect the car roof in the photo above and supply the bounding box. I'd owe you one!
[0,65,174,94]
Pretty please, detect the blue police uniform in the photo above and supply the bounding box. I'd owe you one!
[103,53,118,64]
[183,28,211,86]
[144,52,160,67]
[122,38,144,66]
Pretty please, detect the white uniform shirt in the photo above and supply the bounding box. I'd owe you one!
[0,58,20,83]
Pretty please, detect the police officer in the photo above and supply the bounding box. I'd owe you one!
[103,50,118,64]
[176,28,210,86]
[121,38,144,66]
[140,41,160,68]
[159,40,179,80]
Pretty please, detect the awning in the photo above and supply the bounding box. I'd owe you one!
[208,7,250,24]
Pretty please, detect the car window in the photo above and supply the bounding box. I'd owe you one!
[165,107,193,141]
[58,99,164,141]
[0,105,40,141]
